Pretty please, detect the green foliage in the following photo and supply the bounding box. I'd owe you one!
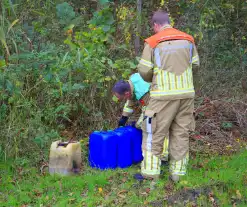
[90,7,115,32]
[0,0,246,162]
[56,2,75,25]
[221,122,233,130]
[0,1,137,159]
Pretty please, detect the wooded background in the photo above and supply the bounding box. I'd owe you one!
[0,0,247,162]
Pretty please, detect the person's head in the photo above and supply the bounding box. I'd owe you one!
[151,10,170,33]
[112,80,132,101]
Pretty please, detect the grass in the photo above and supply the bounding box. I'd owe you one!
[1,150,247,207]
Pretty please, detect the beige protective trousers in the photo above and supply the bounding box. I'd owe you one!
[141,98,194,178]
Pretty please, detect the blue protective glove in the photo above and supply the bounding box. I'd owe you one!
[118,116,129,127]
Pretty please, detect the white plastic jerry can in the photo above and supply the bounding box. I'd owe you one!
[49,140,82,175]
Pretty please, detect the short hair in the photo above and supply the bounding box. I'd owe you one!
[151,10,170,25]
[112,80,130,95]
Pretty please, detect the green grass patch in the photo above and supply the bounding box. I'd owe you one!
[1,150,247,206]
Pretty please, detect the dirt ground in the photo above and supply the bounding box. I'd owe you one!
[190,97,247,156]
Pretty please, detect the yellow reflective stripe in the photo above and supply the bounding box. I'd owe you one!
[123,107,133,113]
[123,101,133,113]
[192,55,199,63]
[156,71,162,90]
[142,169,160,175]
[164,71,169,91]
[153,67,159,74]
[152,67,194,97]
[150,88,194,96]
[165,137,169,152]
[141,158,144,169]
[160,70,165,90]
[139,59,153,68]
[162,137,169,156]
[175,76,178,89]
[169,153,189,175]
[141,151,161,175]
[186,69,189,88]
[188,67,193,87]
[147,152,152,170]
[182,70,187,88]
[177,76,182,89]
[170,73,176,90]
[167,72,171,90]
[181,75,184,88]
[144,150,147,169]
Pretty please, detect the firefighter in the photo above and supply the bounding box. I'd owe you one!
[112,73,150,128]
[112,73,170,162]
[137,11,200,182]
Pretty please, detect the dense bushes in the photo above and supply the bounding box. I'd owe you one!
[0,0,246,162]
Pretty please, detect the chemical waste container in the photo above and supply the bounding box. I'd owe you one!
[89,126,143,170]
[89,131,117,170]
[112,128,132,168]
[49,140,82,175]
[123,126,143,163]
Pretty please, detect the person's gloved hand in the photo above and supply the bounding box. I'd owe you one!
[118,116,129,127]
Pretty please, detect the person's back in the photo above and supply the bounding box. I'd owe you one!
[139,25,199,99]
[112,73,150,127]
[129,73,150,101]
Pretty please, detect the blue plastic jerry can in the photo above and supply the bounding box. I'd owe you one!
[112,128,132,168]
[124,126,143,163]
[89,131,117,170]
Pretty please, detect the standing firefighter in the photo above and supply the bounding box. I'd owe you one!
[137,11,199,182]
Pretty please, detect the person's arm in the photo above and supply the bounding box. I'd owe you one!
[118,100,135,127]
[192,44,200,67]
[137,43,154,82]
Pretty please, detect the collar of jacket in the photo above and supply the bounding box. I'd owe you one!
[159,24,172,32]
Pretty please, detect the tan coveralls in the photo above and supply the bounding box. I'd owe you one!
[138,25,200,177]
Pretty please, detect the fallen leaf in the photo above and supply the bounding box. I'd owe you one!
[118,194,126,199]
[180,180,188,185]
[209,192,215,203]
[98,187,103,193]
[236,190,242,199]
[122,177,127,183]
[33,189,42,197]
[69,198,76,203]
[140,192,148,196]
[117,190,127,196]
[145,188,150,193]
[192,134,202,139]
[209,196,215,203]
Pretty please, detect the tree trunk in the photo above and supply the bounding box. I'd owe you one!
[135,0,142,56]
[114,0,119,39]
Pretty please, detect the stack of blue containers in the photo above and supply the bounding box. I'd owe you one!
[89,126,143,170]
